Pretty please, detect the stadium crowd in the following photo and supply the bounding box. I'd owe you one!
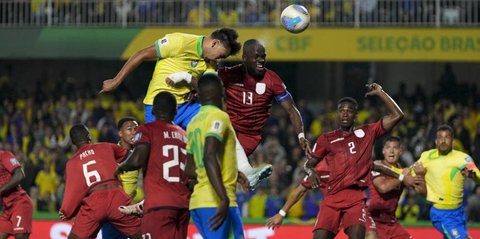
[0,0,478,26]
[0,63,480,224]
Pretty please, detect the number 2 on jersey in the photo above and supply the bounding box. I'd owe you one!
[348,142,356,154]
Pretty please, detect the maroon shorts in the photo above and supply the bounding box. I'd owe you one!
[236,132,262,156]
[314,188,366,234]
[70,187,141,238]
[0,193,33,234]
[142,208,190,239]
[375,220,412,239]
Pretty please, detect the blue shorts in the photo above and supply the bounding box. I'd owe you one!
[430,205,469,239]
[191,207,244,239]
[144,101,200,129]
[101,222,127,239]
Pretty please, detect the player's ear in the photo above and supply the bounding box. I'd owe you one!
[211,39,220,48]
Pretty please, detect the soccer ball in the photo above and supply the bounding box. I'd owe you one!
[280,4,310,34]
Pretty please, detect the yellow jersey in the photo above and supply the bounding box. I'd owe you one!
[187,105,238,209]
[119,170,140,199]
[145,33,216,105]
[418,149,480,209]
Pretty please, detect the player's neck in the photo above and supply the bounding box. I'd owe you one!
[339,125,354,133]
[119,141,132,150]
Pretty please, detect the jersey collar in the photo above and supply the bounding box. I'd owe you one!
[197,36,204,58]
[200,105,220,111]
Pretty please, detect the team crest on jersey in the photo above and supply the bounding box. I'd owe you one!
[159,37,168,46]
[255,83,266,94]
[9,158,19,166]
[133,133,142,143]
[354,129,365,138]
[191,60,198,67]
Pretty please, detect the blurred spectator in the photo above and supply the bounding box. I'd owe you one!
[187,1,211,26]
[218,3,239,26]
[398,191,420,223]
[248,186,268,218]
[265,186,284,218]
[467,186,480,222]
[34,161,59,212]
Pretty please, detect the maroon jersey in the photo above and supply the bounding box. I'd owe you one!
[218,64,291,136]
[0,151,26,205]
[368,168,403,223]
[312,120,386,195]
[134,121,190,212]
[60,143,127,219]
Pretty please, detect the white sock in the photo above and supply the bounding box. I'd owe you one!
[235,136,255,175]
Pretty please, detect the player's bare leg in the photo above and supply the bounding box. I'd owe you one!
[313,229,335,239]
[118,200,144,216]
[344,224,366,239]
[365,231,378,239]
[14,234,29,239]
[235,137,272,189]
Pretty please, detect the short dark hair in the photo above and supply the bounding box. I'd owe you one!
[211,28,241,56]
[70,124,89,146]
[437,124,455,137]
[153,91,177,118]
[242,39,261,55]
[383,136,401,146]
[117,117,137,130]
[337,97,358,110]
[198,73,223,94]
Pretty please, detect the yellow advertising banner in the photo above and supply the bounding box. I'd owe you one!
[122,28,480,62]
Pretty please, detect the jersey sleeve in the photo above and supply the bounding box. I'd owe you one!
[270,72,291,103]
[0,151,21,173]
[155,33,182,59]
[205,111,230,142]
[218,64,242,84]
[312,135,329,160]
[368,120,387,139]
[60,162,82,219]
[459,153,480,184]
[112,144,128,163]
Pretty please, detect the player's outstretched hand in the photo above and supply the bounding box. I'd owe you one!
[208,199,229,231]
[299,137,312,158]
[365,83,383,97]
[266,214,284,230]
[307,171,322,189]
[59,211,67,221]
[99,79,120,94]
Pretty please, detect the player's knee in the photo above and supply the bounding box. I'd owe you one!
[14,234,30,239]
[345,224,366,239]
[313,229,335,239]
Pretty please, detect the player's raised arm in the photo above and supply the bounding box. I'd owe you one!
[365,83,404,132]
[280,98,312,157]
[100,45,157,93]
